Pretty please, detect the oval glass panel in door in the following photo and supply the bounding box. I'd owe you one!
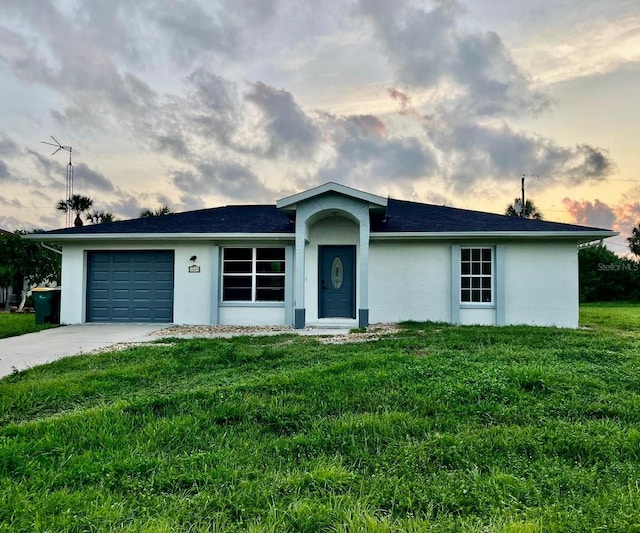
[331,257,344,290]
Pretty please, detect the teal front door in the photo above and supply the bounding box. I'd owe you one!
[319,245,356,319]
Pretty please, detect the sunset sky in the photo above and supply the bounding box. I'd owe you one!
[1,0,638,254]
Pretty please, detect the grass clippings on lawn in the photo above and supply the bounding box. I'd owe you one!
[1,306,640,531]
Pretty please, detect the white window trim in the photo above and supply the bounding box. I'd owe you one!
[221,247,286,303]
[460,246,494,306]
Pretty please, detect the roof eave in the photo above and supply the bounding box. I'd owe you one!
[26,232,296,242]
[370,230,618,243]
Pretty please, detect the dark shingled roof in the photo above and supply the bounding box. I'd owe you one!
[371,199,608,233]
[38,199,610,236]
[41,205,294,235]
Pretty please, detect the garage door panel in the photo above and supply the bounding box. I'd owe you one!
[133,289,151,299]
[87,251,174,323]
[134,271,152,282]
[113,271,131,282]
[113,289,131,299]
[91,289,109,299]
[91,271,109,282]
[134,253,152,263]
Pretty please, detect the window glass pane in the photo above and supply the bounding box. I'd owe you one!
[256,288,285,301]
[482,263,492,275]
[256,248,285,261]
[472,263,481,275]
[224,248,252,261]
[223,261,252,274]
[256,276,285,301]
[461,277,470,288]
[461,289,470,302]
[471,277,480,288]
[461,249,470,261]
[482,248,491,262]
[257,275,285,289]
[223,276,252,301]
[461,263,470,275]
[471,290,481,302]
[482,278,492,289]
[472,249,481,261]
[223,287,252,301]
[256,261,285,273]
[482,290,492,302]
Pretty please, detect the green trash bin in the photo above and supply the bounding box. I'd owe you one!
[32,288,61,325]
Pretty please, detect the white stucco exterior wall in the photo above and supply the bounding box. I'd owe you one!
[59,241,214,325]
[368,241,451,323]
[59,235,580,329]
[503,241,579,327]
[218,307,285,326]
[60,244,85,324]
[459,307,495,326]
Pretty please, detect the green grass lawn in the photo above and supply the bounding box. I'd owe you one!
[0,312,59,339]
[1,307,640,531]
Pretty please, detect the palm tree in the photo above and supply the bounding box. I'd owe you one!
[56,195,94,226]
[139,206,174,217]
[86,210,117,224]
[505,198,543,220]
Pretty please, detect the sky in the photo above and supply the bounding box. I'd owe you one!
[1,0,639,254]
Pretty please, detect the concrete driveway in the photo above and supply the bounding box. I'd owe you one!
[0,324,166,379]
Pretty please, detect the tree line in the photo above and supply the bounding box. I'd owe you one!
[578,245,640,302]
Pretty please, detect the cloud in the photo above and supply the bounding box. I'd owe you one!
[74,163,116,192]
[173,159,271,202]
[360,0,552,118]
[318,113,435,186]
[0,131,18,157]
[562,192,640,254]
[0,160,10,181]
[0,214,27,231]
[562,198,616,229]
[154,2,240,64]
[144,69,249,161]
[387,87,415,116]
[0,0,157,133]
[0,195,22,208]
[245,81,322,159]
[184,68,242,148]
[426,118,613,191]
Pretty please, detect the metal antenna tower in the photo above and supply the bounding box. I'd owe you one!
[41,136,74,227]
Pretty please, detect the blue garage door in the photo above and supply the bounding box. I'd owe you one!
[87,251,174,323]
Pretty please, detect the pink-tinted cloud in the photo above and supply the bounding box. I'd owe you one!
[562,197,616,229]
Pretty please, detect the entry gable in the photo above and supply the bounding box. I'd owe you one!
[276,182,387,216]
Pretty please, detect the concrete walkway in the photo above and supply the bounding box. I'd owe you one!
[0,323,355,379]
[0,324,166,378]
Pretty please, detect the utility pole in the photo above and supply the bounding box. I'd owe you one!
[519,174,538,217]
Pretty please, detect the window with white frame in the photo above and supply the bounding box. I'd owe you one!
[460,247,493,303]
[222,248,285,302]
